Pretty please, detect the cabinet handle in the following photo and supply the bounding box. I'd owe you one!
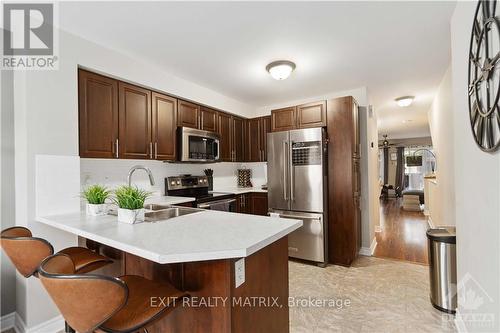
[154,142,158,159]
[115,139,119,158]
[149,142,153,159]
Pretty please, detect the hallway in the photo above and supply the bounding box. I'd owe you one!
[374,199,429,264]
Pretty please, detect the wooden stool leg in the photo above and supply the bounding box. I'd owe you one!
[65,321,75,333]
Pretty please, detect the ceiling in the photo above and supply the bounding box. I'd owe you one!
[59,1,456,139]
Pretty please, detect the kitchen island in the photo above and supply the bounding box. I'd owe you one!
[37,208,301,332]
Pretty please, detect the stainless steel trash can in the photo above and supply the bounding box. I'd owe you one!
[427,227,457,314]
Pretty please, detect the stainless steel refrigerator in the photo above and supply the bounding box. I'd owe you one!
[267,127,328,265]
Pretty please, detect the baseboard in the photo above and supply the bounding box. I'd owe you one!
[11,313,64,333]
[359,237,377,256]
[1,312,16,331]
[454,309,468,333]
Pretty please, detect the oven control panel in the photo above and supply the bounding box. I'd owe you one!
[166,175,209,191]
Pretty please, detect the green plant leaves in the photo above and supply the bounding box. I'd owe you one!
[81,185,110,204]
[113,185,151,210]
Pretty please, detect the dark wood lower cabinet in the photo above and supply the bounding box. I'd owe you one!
[91,237,289,333]
[235,193,268,215]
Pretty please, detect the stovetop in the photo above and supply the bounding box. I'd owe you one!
[165,176,234,203]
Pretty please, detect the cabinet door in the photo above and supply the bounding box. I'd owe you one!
[177,100,199,129]
[297,101,327,128]
[260,116,271,162]
[232,117,245,162]
[152,92,177,160]
[271,106,296,132]
[218,113,232,162]
[246,118,261,162]
[78,70,118,158]
[200,107,218,132]
[118,82,152,159]
[248,193,268,216]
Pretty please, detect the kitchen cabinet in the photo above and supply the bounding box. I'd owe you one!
[271,101,326,132]
[118,82,152,159]
[217,113,232,162]
[236,192,268,215]
[200,107,218,132]
[245,116,271,162]
[327,96,361,266]
[152,92,177,160]
[296,101,327,129]
[271,106,296,132]
[245,118,261,162]
[260,116,271,161]
[247,192,268,216]
[177,100,199,129]
[78,70,119,158]
[233,117,245,162]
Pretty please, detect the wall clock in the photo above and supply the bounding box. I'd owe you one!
[469,0,500,152]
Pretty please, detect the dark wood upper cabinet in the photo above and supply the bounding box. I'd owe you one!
[177,100,199,129]
[296,101,327,128]
[232,117,245,162]
[245,118,261,162]
[78,70,119,158]
[271,106,296,132]
[152,92,177,161]
[118,82,152,159]
[261,116,271,161]
[218,113,232,162]
[200,107,218,132]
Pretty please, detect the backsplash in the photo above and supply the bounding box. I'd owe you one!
[80,158,267,195]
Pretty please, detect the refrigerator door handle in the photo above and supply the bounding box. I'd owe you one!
[283,141,288,201]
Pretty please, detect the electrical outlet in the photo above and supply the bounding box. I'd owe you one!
[235,258,245,288]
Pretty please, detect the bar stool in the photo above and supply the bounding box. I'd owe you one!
[38,253,188,333]
[1,227,113,333]
[0,227,112,277]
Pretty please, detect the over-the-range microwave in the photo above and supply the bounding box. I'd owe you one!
[178,127,220,163]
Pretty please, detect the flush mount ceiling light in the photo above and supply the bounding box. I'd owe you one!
[395,96,415,107]
[266,60,296,80]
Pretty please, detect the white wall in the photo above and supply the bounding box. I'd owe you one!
[80,159,267,197]
[11,26,254,330]
[451,2,500,331]
[360,106,379,252]
[1,69,17,317]
[427,66,455,227]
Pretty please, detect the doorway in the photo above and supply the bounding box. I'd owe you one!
[374,145,434,264]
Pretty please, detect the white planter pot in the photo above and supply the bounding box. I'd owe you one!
[117,208,145,224]
[86,203,108,216]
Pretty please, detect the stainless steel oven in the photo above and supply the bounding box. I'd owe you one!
[197,198,237,212]
[178,127,220,162]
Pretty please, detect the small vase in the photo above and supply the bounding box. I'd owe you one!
[117,208,145,224]
[86,203,108,216]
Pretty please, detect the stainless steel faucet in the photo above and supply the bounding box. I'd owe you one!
[127,165,155,187]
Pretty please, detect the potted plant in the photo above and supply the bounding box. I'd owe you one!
[82,184,110,216]
[113,185,151,224]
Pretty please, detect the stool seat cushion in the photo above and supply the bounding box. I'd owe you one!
[58,247,112,274]
[100,275,187,333]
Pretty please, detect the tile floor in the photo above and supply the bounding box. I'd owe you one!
[289,256,457,333]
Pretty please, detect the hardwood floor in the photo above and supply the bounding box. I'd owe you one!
[374,198,429,265]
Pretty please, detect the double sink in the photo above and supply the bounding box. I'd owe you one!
[143,204,203,222]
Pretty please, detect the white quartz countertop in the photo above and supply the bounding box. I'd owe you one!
[145,195,196,205]
[212,187,267,194]
[37,210,301,264]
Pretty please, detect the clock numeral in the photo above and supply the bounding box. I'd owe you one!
[485,115,494,149]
